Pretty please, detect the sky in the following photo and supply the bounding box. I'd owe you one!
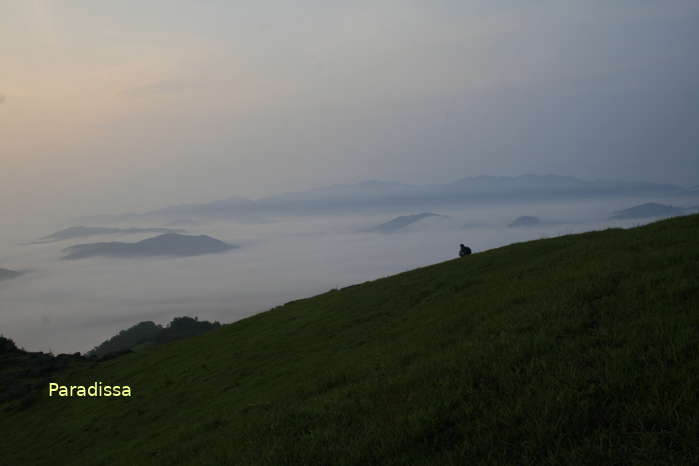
[2,1,699,223]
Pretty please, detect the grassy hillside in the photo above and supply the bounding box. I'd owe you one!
[2,215,699,465]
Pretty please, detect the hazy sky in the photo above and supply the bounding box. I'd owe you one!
[2,1,698,222]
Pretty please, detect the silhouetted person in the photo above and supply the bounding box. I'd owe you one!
[459,244,471,258]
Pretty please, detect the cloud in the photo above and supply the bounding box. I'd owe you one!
[1,197,675,354]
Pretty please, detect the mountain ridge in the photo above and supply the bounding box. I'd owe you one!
[367,212,447,233]
[61,233,236,260]
[88,174,683,221]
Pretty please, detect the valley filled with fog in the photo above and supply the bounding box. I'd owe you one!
[2,193,696,354]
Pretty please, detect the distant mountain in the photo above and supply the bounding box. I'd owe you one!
[0,268,23,282]
[86,317,221,358]
[611,203,686,220]
[443,175,590,195]
[435,175,680,200]
[93,175,682,219]
[368,213,447,233]
[509,216,541,227]
[250,175,680,212]
[62,233,236,260]
[31,226,184,244]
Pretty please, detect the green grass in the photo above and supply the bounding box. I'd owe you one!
[2,214,699,465]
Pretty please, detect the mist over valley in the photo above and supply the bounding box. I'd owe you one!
[2,183,697,354]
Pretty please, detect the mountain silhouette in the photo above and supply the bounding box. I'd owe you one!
[87,317,221,358]
[368,213,446,233]
[91,175,682,220]
[61,233,236,260]
[611,202,685,220]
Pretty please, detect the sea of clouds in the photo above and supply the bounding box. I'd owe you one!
[0,195,693,353]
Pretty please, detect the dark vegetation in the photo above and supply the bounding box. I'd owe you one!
[2,214,698,465]
[61,233,235,259]
[87,317,221,358]
[0,336,86,410]
[0,316,220,410]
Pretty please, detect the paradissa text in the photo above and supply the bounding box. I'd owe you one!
[48,382,132,397]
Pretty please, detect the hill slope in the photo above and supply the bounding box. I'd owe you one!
[2,215,699,465]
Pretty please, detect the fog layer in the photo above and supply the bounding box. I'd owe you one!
[2,195,695,353]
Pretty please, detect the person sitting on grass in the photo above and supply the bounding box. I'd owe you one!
[459,244,471,258]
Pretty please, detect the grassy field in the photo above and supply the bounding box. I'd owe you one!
[2,214,698,465]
